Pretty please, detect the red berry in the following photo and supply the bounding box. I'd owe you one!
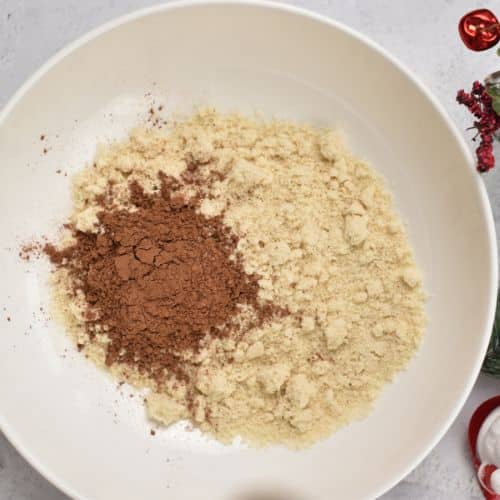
[473,80,484,93]
[459,9,500,51]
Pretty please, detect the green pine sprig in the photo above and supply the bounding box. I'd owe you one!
[482,290,500,376]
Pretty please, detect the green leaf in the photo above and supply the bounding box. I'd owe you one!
[487,85,500,99]
[492,96,500,116]
[497,47,500,56]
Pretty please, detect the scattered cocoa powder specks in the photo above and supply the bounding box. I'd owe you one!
[19,241,43,261]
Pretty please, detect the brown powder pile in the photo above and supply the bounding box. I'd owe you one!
[44,174,278,385]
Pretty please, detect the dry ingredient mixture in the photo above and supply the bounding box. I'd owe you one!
[44,109,425,448]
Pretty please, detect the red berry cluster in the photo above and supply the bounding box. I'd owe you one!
[457,81,499,172]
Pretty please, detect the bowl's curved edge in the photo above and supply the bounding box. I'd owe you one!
[0,2,497,499]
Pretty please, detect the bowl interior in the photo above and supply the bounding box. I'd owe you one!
[0,3,496,500]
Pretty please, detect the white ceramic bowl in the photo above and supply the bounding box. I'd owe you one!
[0,2,497,499]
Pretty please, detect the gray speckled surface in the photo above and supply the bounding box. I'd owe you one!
[1,1,499,498]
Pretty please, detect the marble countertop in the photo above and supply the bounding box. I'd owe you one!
[1,0,499,498]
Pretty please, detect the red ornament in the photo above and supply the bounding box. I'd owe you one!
[459,9,500,51]
[468,396,500,499]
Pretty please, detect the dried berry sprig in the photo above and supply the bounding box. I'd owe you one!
[456,81,500,172]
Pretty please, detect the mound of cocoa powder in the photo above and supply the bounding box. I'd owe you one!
[45,175,281,383]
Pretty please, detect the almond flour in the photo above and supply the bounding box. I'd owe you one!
[47,108,426,448]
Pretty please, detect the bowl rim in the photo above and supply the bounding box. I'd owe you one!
[0,1,497,499]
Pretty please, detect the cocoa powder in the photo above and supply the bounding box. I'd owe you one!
[45,176,278,383]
